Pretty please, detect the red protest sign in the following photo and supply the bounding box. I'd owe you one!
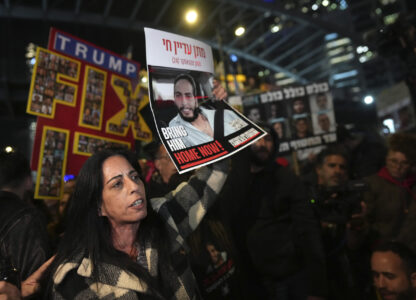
[27,28,151,199]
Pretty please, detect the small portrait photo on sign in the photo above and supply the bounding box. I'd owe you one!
[246,105,263,123]
[37,128,68,198]
[312,111,336,134]
[292,116,313,139]
[309,92,333,112]
[267,102,286,122]
[270,118,290,140]
[291,97,310,116]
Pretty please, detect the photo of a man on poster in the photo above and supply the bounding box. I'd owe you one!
[312,111,336,134]
[246,106,262,122]
[168,73,246,147]
[310,92,333,112]
[292,98,308,115]
[293,116,313,139]
[316,93,329,110]
[271,119,290,140]
[145,27,266,173]
[317,113,331,133]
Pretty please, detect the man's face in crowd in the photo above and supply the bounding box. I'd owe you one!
[293,99,305,114]
[250,134,274,164]
[154,145,177,184]
[386,150,411,180]
[371,251,416,300]
[317,94,328,110]
[316,154,348,187]
[174,79,198,122]
[318,114,330,132]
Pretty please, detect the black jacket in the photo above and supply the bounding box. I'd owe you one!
[0,191,50,280]
[245,162,328,297]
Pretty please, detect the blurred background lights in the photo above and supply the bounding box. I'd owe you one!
[322,0,329,7]
[230,54,238,63]
[363,95,374,105]
[185,9,198,24]
[30,57,36,65]
[4,146,13,153]
[356,45,369,54]
[383,119,395,133]
[312,4,319,11]
[270,25,280,33]
[235,26,245,37]
[339,0,348,9]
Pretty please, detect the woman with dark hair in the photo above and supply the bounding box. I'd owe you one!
[41,148,229,299]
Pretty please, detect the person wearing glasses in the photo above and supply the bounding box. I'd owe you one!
[363,132,416,251]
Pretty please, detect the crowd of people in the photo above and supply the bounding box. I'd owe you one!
[2,86,416,299]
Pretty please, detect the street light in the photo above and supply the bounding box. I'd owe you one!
[235,26,245,37]
[270,25,280,33]
[363,95,374,105]
[185,9,198,24]
[4,146,13,153]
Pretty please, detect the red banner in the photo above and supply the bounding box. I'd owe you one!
[27,28,151,199]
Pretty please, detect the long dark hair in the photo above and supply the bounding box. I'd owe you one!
[42,148,170,296]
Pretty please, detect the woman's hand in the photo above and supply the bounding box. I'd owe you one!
[212,79,227,101]
[21,256,54,298]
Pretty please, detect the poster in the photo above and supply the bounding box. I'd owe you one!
[377,81,416,133]
[26,28,151,199]
[241,82,337,154]
[145,28,266,173]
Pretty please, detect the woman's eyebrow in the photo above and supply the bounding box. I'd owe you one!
[106,174,122,184]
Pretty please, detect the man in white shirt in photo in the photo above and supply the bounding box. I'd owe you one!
[168,74,246,147]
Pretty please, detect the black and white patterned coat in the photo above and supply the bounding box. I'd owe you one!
[51,161,229,299]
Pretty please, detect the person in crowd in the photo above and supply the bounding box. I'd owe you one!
[41,148,229,299]
[169,74,244,147]
[244,76,261,94]
[228,125,328,300]
[314,146,349,187]
[304,146,369,299]
[144,140,191,199]
[371,241,416,300]
[363,132,416,251]
[337,124,387,178]
[0,150,50,282]
[143,140,245,299]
